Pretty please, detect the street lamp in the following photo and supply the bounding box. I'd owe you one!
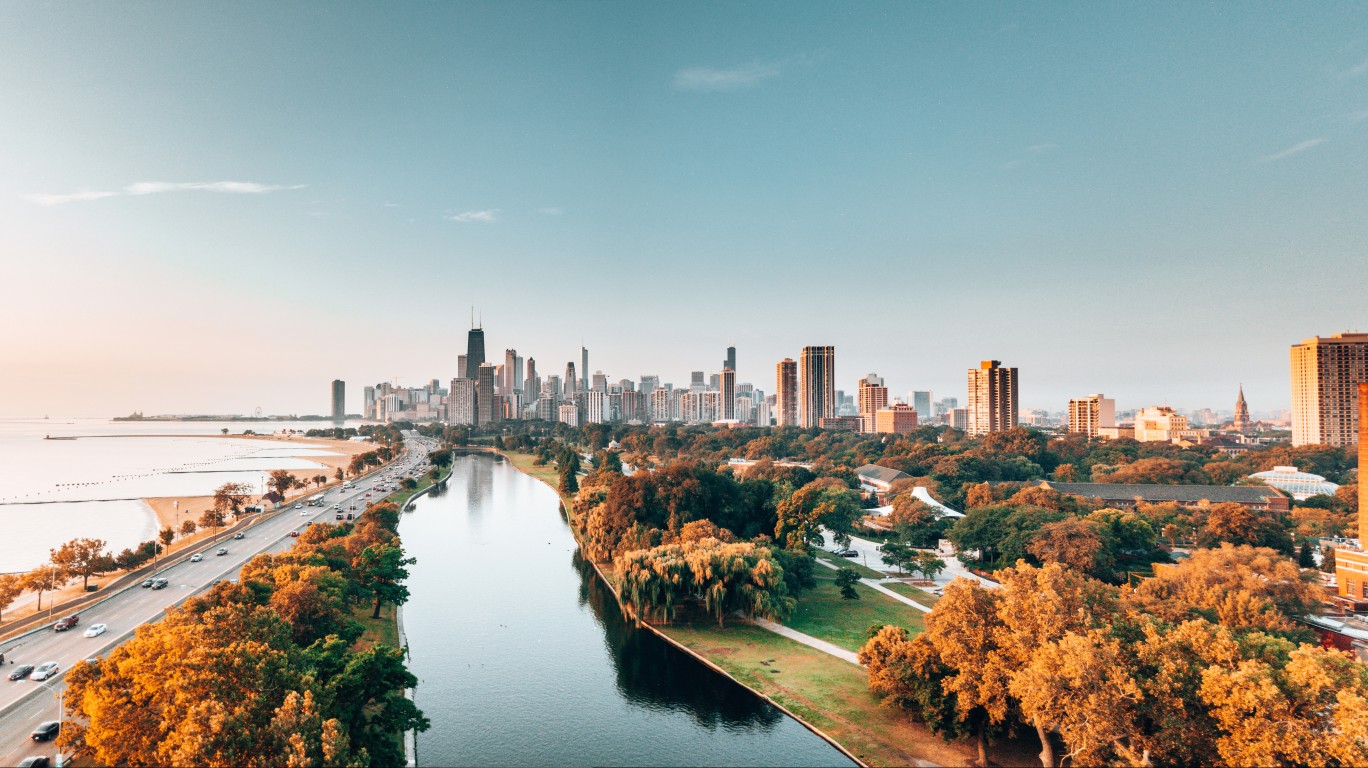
[35,677,65,767]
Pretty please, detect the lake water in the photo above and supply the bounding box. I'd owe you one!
[0,418,360,571]
[401,454,853,767]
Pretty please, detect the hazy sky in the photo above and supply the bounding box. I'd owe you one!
[2,2,1366,417]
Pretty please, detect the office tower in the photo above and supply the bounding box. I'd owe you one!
[724,346,736,376]
[565,362,577,396]
[776,358,798,427]
[592,371,608,392]
[912,391,932,422]
[719,368,736,420]
[1333,383,1368,599]
[558,402,580,428]
[709,373,720,391]
[799,346,836,429]
[754,398,772,427]
[448,378,477,425]
[544,375,562,400]
[967,360,1017,436]
[476,363,499,425]
[1067,394,1116,438]
[1291,333,1368,446]
[363,386,376,420]
[581,347,589,390]
[875,404,919,435]
[330,380,346,419]
[857,374,889,433]
[466,324,486,379]
[502,350,518,392]
[457,354,468,380]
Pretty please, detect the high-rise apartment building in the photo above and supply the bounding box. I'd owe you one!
[1067,394,1115,438]
[857,374,889,433]
[583,390,609,424]
[719,368,736,420]
[912,391,932,422]
[558,402,580,428]
[592,371,608,393]
[800,346,836,429]
[457,354,468,380]
[466,326,485,379]
[476,363,499,425]
[524,358,539,401]
[1333,383,1368,600]
[1291,333,1368,447]
[651,388,672,422]
[966,360,1017,437]
[775,358,798,427]
[448,378,477,425]
[363,386,376,420]
[948,407,970,430]
[331,380,346,419]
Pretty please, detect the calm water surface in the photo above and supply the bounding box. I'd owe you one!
[402,455,853,767]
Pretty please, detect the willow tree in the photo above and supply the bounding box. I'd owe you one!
[616,538,793,626]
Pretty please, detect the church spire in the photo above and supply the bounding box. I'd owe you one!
[1233,384,1250,434]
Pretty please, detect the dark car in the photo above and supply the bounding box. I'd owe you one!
[150,578,169,590]
[53,615,79,631]
[9,665,34,681]
[141,578,155,588]
[17,757,50,768]
[836,549,859,558]
[31,721,59,741]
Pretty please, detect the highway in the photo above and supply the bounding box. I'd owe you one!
[0,433,437,767]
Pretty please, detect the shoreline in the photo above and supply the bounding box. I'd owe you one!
[496,449,872,768]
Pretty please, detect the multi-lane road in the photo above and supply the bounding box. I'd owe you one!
[0,434,435,767]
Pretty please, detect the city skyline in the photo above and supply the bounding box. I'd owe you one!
[3,3,1367,416]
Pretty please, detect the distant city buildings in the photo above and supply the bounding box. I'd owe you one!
[912,391,932,422]
[466,324,485,378]
[875,403,919,435]
[799,346,835,429]
[967,360,1017,436]
[1291,332,1368,447]
[775,358,798,427]
[1067,394,1115,438]
[330,380,346,420]
[857,373,888,433]
[476,363,499,425]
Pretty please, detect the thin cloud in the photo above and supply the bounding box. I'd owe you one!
[446,209,498,223]
[22,189,119,206]
[675,61,783,91]
[1026,143,1058,154]
[1349,109,1368,122]
[22,180,305,205]
[1345,59,1368,78]
[383,202,401,208]
[1256,138,1326,163]
[536,207,564,216]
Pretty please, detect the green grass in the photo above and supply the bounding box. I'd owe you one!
[351,602,400,650]
[814,549,887,579]
[501,450,563,490]
[658,621,1002,768]
[882,581,940,608]
[785,574,926,652]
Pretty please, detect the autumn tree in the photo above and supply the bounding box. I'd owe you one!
[199,508,225,532]
[159,527,175,547]
[179,519,197,537]
[615,537,793,626]
[859,626,967,740]
[50,537,114,590]
[774,478,862,551]
[24,564,63,611]
[1197,502,1293,554]
[0,573,24,622]
[1027,517,1108,577]
[267,469,298,500]
[213,481,252,518]
[920,579,1011,764]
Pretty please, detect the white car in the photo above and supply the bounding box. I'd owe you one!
[190,553,203,562]
[293,503,302,509]
[31,662,58,681]
[84,623,108,638]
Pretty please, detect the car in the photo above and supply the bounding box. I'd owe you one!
[84,623,108,637]
[293,503,302,509]
[190,553,203,562]
[151,578,168,590]
[17,755,50,767]
[335,513,343,520]
[31,662,58,681]
[31,721,59,741]
[233,532,245,540]
[82,658,100,665]
[301,509,310,515]
[9,665,34,681]
[365,492,372,498]
[290,530,300,537]
[53,615,79,632]
[836,549,859,558]
[346,513,353,520]
[141,578,154,588]
[216,548,228,556]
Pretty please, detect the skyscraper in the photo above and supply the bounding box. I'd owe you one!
[719,368,736,420]
[565,362,577,396]
[776,358,798,427]
[524,358,539,401]
[967,360,1017,437]
[581,347,589,390]
[1233,385,1251,434]
[857,373,888,433]
[330,380,346,420]
[466,324,486,379]
[457,354,468,380]
[476,363,499,425]
[504,349,519,392]
[1067,394,1115,438]
[912,391,932,422]
[724,346,736,375]
[799,346,835,429]
[448,378,476,425]
[1291,333,1368,447]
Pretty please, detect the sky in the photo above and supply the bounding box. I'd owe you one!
[2,1,1366,417]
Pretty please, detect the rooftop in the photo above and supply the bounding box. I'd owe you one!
[1041,481,1285,505]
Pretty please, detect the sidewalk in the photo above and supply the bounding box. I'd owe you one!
[752,617,861,666]
[812,557,934,613]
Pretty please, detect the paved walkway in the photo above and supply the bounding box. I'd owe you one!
[813,557,934,613]
[752,617,862,666]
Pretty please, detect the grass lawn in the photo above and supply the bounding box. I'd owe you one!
[658,621,995,768]
[501,450,563,490]
[881,581,941,608]
[786,574,926,652]
[351,601,400,650]
[814,549,887,579]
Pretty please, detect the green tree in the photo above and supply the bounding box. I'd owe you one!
[1297,540,1317,568]
[558,466,579,495]
[354,543,415,619]
[834,567,861,599]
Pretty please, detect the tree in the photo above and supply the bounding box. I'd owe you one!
[267,470,298,501]
[354,543,415,619]
[558,466,579,495]
[1197,502,1292,554]
[859,626,968,740]
[334,468,344,483]
[49,537,114,591]
[1028,518,1108,578]
[159,527,175,547]
[1297,539,1317,568]
[774,479,862,551]
[834,567,861,599]
[615,537,793,626]
[922,579,1010,765]
[913,551,946,582]
[400,477,417,491]
[1322,545,1337,573]
[0,573,24,622]
[180,519,198,537]
[213,482,252,518]
[879,541,914,575]
[24,565,62,611]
